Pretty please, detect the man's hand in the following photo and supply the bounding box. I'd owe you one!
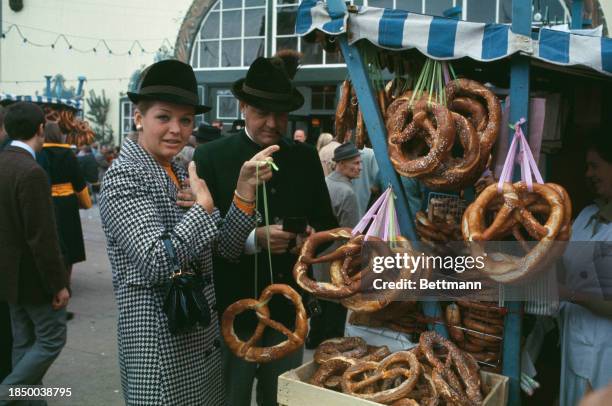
[236,145,280,202]
[188,162,214,213]
[52,288,70,310]
[255,225,296,254]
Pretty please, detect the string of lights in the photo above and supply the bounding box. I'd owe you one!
[0,22,175,56]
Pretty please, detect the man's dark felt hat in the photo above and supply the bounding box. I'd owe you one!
[195,123,221,142]
[333,142,361,162]
[127,59,210,114]
[231,57,304,113]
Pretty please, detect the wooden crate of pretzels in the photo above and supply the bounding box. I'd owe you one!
[278,332,509,406]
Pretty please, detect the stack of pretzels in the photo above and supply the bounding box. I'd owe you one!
[462,181,572,283]
[294,228,416,313]
[445,301,505,368]
[415,211,463,244]
[387,79,501,191]
[309,332,487,405]
[348,301,429,336]
[44,106,96,147]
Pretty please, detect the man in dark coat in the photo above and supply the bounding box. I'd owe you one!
[0,102,70,392]
[194,55,337,406]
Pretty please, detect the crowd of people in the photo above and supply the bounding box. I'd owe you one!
[0,48,610,406]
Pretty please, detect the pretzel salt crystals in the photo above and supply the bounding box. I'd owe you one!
[445,78,501,171]
[341,351,421,404]
[449,96,488,132]
[293,228,364,299]
[421,111,482,190]
[221,284,307,363]
[389,100,455,178]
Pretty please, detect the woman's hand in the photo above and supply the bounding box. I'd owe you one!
[236,145,280,202]
[188,162,214,214]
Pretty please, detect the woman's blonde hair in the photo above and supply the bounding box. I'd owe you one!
[316,132,334,151]
[44,121,65,144]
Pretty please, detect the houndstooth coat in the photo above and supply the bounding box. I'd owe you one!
[99,137,255,406]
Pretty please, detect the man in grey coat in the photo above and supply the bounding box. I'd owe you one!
[326,142,362,228]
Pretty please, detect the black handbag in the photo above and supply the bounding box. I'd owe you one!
[161,235,211,335]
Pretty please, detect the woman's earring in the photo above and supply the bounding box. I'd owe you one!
[136,124,143,131]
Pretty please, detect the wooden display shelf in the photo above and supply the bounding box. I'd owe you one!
[278,360,509,406]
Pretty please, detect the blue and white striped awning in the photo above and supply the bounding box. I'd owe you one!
[297,1,612,76]
[0,93,82,110]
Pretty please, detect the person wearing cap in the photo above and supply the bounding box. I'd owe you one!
[193,53,337,406]
[327,142,361,228]
[99,59,278,405]
[194,122,222,146]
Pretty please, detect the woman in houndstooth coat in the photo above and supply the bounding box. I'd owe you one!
[99,60,277,405]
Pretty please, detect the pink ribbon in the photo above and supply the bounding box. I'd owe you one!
[352,186,401,241]
[441,62,451,85]
[497,118,543,193]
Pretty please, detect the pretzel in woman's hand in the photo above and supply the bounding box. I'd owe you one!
[341,351,421,404]
[221,284,307,363]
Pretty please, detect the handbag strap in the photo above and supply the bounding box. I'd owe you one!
[161,235,182,275]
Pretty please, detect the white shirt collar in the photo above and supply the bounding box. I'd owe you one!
[244,126,256,144]
[10,140,36,159]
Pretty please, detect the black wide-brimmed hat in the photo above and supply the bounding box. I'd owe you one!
[333,142,361,162]
[195,123,221,142]
[127,59,210,114]
[231,57,304,113]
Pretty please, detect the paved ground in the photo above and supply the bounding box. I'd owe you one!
[43,204,312,405]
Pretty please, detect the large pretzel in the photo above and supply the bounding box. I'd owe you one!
[446,78,501,173]
[388,100,455,178]
[293,228,365,299]
[314,337,368,364]
[463,182,567,283]
[330,237,412,312]
[221,284,307,363]
[341,351,421,404]
[336,80,357,142]
[419,331,483,405]
[420,111,482,190]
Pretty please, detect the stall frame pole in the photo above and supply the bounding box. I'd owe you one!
[571,0,584,29]
[503,1,534,405]
[326,0,448,337]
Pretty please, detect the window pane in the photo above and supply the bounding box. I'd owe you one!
[201,11,219,40]
[395,0,422,12]
[276,37,297,54]
[540,0,566,24]
[217,93,238,119]
[311,92,323,110]
[277,0,298,4]
[248,0,266,6]
[245,8,266,37]
[368,0,393,8]
[425,0,453,16]
[276,6,298,35]
[324,92,336,110]
[499,0,512,23]
[325,49,344,64]
[301,38,323,65]
[222,10,242,38]
[222,0,241,9]
[352,0,365,6]
[213,1,220,10]
[466,0,496,22]
[200,41,219,67]
[244,38,265,65]
[221,39,241,66]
